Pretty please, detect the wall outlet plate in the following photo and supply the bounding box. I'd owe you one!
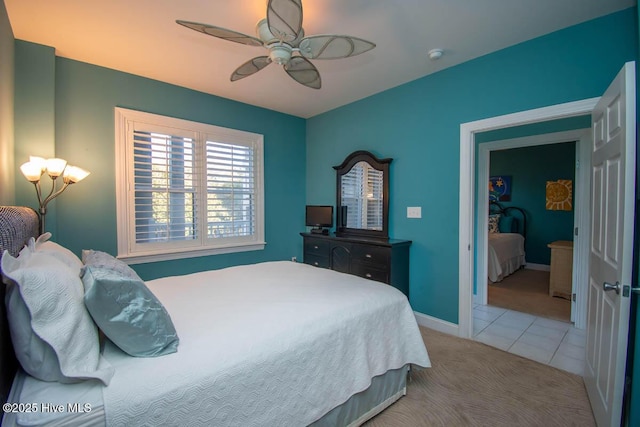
[407,207,422,218]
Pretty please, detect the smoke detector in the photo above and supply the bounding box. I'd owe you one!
[428,49,444,60]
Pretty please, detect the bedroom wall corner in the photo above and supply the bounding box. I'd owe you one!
[12,50,306,278]
[13,40,56,227]
[306,8,637,325]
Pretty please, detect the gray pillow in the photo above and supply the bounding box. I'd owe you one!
[81,249,141,280]
[81,264,179,357]
[1,246,114,385]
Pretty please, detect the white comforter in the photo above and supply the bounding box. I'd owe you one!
[488,233,526,282]
[101,261,430,426]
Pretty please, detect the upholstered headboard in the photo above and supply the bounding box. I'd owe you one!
[0,206,40,408]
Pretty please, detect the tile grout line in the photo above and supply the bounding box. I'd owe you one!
[549,330,569,362]
[504,310,533,352]
[473,306,580,371]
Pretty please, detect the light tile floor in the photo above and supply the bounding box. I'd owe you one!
[473,304,586,376]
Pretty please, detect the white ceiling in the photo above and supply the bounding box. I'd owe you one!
[5,0,635,118]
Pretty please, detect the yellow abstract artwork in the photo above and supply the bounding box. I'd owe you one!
[546,180,572,211]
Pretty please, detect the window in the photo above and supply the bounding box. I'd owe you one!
[115,108,264,263]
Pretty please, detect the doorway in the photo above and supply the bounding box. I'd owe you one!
[458,62,636,427]
[476,129,590,326]
[457,97,599,339]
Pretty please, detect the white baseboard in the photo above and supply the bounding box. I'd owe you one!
[525,263,550,272]
[414,311,459,336]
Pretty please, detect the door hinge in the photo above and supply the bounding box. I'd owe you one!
[572,293,576,302]
[574,227,578,236]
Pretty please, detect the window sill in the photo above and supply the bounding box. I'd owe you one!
[118,242,266,264]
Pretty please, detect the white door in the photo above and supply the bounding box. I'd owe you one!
[584,61,636,427]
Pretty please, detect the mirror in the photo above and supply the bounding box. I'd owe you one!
[334,151,391,240]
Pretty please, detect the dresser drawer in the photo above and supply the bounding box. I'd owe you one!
[304,238,330,256]
[351,263,389,284]
[351,244,389,266]
[300,232,411,297]
[304,253,330,269]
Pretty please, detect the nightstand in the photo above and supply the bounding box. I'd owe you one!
[547,240,573,300]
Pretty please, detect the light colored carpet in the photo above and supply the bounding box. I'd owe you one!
[364,327,594,427]
[488,268,571,322]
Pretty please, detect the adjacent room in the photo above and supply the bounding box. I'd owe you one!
[1,1,639,426]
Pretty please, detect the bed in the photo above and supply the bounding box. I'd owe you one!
[487,202,527,283]
[0,206,430,427]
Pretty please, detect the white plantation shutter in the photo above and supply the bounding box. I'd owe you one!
[366,165,383,230]
[341,165,362,229]
[133,130,198,245]
[205,141,255,239]
[115,108,264,262]
[341,161,383,230]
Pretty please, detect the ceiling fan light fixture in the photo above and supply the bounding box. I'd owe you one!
[177,0,374,89]
[256,18,277,44]
[269,45,293,65]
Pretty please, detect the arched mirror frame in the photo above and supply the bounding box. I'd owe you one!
[334,150,391,240]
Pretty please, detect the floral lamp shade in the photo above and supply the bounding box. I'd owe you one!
[546,179,572,211]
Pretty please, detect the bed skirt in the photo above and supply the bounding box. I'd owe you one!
[3,365,410,427]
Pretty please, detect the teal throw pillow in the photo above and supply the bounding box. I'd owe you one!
[81,265,179,357]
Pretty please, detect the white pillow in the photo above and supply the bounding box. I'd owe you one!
[1,244,114,385]
[34,232,83,272]
[4,281,65,382]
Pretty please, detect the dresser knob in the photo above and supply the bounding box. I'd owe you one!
[314,245,319,249]
[365,254,372,258]
[314,262,319,266]
[365,273,372,278]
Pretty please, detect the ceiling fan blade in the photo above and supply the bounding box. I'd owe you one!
[230,56,272,81]
[176,20,263,47]
[299,35,376,59]
[284,57,321,89]
[267,0,303,42]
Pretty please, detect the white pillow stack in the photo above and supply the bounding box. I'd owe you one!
[1,236,114,385]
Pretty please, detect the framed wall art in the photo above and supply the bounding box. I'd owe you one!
[489,175,512,202]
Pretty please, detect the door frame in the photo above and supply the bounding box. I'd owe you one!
[475,129,591,327]
[458,97,599,338]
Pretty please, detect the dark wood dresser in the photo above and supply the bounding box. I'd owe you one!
[300,232,411,297]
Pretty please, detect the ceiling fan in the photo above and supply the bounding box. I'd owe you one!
[176,0,376,89]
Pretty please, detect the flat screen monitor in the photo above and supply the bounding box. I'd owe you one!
[306,205,333,229]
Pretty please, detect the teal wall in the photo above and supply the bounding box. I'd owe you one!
[14,45,307,280]
[13,41,57,229]
[306,8,637,323]
[489,142,576,265]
